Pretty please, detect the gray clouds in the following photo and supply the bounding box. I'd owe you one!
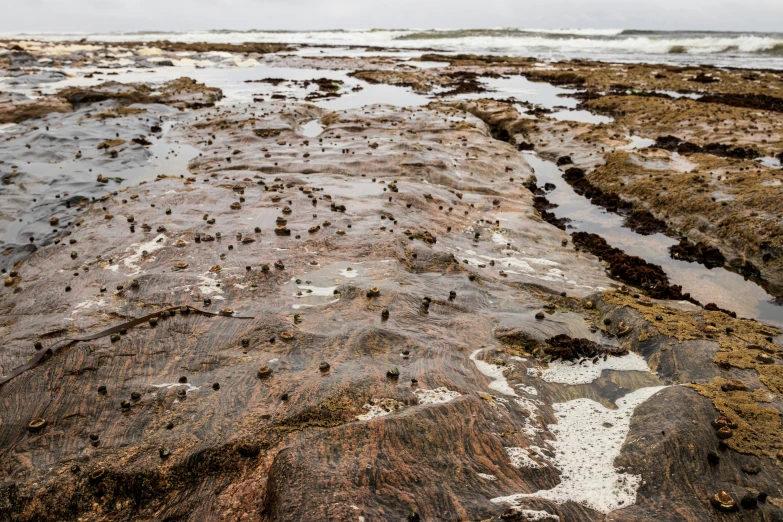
[1,0,781,33]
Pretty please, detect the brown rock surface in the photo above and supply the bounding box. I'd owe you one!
[2,45,783,522]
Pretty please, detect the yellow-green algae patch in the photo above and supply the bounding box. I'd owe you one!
[603,290,782,458]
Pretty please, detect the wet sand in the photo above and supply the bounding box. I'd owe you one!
[0,39,782,522]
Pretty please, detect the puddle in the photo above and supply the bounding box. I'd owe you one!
[405,60,450,69]
[0,64,430,110]
[622,135,656,150]
[459,75,580,110]
[648,90,703,100]
[316,83,430,111]
[550,110,613,124]
[299,119,324,137]
[757,157,782,169]
[0,115,199,263]
[523,153,782,327]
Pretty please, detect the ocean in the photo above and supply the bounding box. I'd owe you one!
[3,28,783,69]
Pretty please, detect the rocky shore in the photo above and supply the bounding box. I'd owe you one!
[0,39,782,521]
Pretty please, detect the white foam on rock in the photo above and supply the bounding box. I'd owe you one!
[516,384,538,396]
[470,349,517,396]
[478,473,498,481]
[516,509,560,521]
[123,234,166,275]
[356,398,404,421]
[532,352,651,385]
[414,387,461,405]
[503,448,548,469]
[505,447,548,469]
[515,397,543,436]
[492,386,667,514]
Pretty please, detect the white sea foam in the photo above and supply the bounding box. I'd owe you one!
[493,386,667,514]
[510,509,560,521]
[356,398,404,421]
[414,387,461,405]
[515,397,543,436]
[531,352,651,385]
[470,349,517,396]
[505,447,548,469]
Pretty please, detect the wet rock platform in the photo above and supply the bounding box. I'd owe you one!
[0,40,782,522]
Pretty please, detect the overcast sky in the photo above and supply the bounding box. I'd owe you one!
[1,0,781,33]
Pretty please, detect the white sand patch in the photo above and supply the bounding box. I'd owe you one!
[532,352,650,385]
[123,234,166,276]
[492,386,667,514]
[505,447,548,469]
[414,387,461,405]
[356,398,405,421]
[470,349,517,396]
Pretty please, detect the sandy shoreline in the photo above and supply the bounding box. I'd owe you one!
[0,39,782,521]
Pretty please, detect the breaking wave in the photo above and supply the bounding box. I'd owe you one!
[3,28,782,69]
